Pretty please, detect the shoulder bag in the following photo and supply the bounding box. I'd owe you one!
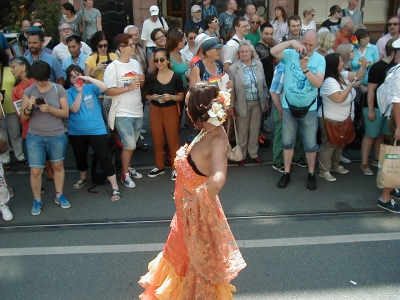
[227,117,242,162]
[322,100,355,148]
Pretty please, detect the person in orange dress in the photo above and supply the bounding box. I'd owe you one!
[139,82,246,299]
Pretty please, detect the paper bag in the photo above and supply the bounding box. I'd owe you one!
[377,143,400,189]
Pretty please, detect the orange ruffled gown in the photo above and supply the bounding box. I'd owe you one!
[139,145,246,299]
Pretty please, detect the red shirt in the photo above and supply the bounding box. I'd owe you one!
[333,30,351,52]
[12,78,35,138]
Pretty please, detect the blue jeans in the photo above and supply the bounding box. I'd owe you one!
[26,132,68,168]
[281,108,318,152]
[115,116,143,150]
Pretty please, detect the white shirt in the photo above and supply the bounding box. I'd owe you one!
[223,34,244,64]
[52,42,92,64]
[301,21,316,36]
[180,44,194,76]
[319,71,356,121]
[141,18,169,48]
[103,59,143,118]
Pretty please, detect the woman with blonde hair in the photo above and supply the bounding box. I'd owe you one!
[301,7,316,36]
[228,40,268,166]
[316,30,335,56]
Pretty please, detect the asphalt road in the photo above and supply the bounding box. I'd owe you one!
[1,112,399,299]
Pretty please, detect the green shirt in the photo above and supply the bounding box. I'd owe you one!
[245,32,260,46]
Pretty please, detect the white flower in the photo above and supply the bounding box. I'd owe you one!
[207,102,227,126]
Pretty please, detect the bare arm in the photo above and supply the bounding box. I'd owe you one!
[96,16,102,31]
[5,48,13,60]
[105,80,141,96]
[80,75,107,92]
[69,88,83,113]
[366,82,378,121]
[206,136,228,199]
[148,53,156,73]
[189,66,201,87]
[57,77,65,86]
[20,94,34,122]
[223,62,231,73]
[142,40,147,50]
[327,81,356,103]
[270,40,305,60]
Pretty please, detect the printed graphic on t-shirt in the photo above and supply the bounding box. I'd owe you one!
[83,94,94,110]
[120,71,139,86]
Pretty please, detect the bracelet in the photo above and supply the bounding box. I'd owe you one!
[171,95,174,101]
[303,69,309,74]
[23,107,32,116]
[26,106,33,112]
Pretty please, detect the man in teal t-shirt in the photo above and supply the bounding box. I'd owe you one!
[270,30,326,191]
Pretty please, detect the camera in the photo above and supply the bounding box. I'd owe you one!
[35,97,45,105]
[299,51,307,60]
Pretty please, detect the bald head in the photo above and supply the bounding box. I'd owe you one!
[302,29,317,56]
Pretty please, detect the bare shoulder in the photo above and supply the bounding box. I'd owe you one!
[208,128,229,156]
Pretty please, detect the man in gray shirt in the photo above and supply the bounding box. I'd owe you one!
[218,0,237,42]
[341,0,363,25]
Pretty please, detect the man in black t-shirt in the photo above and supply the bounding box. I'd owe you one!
[17,19,31,53]
[360,39,397,177]
[255,22,274,132]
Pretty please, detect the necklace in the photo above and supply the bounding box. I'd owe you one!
[190,126,218,147]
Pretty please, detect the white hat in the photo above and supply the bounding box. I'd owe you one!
[393,37,400,49]
[149,5,159,16]
[194,33,214,55]
[191,5,201,13]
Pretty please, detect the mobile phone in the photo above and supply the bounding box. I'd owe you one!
[76,78,83,87]
[35,97,45,105]
[157,95,165,103]
[104,60,112,64]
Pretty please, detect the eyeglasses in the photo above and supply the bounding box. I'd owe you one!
[250,21,261,24]
[154,35,166,40]
[97,44,108,48]
[388,23,399,27]
[59,28,72,32]
[210,20,219,23]
[154,57,166,63]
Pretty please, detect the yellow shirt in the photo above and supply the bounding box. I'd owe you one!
[85,53,119,81]
[2,67,16,114]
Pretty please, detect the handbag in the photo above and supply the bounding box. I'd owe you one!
[377,141,400,189]
[227,117,242,162]
[285,96,316,118]
[322,102,355,148]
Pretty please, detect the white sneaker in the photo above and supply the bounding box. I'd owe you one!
[340,156,351,164]
[129,167,143,179]
[141,129,146,134]
[0,204,13,221]
[319,172,337,182]
[360,164,374,176]
[120,173,136,188]
[139,134,144,141]
[171,170,177,181]
[330,166,349,174]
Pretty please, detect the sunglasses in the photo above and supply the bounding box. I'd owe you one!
[154,58,167,63]
[250,21,261,24]
[388,23,399,27]
[97,44,108,48]
[210,20,219,23]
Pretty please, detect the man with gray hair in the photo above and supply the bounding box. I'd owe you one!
[341,0,363,25]
[124,25,146,76]
[332,16,354,51]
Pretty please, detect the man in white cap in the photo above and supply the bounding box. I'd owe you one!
[184,5,205,31]
[141,5,169,60]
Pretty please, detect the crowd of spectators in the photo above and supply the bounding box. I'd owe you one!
[0,0,400,222]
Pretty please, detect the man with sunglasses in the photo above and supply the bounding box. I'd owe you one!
[321,5,342,34]
[245,14,261,46]
[376,16,400,60]
[52,23,92,64]
[185,5,205,31]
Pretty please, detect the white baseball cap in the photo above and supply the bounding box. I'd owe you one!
[191,5,202,13]
[149,5,159,16]
[194,33,214,55]
[393,37,400,49]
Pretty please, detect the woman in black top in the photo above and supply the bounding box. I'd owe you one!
[145,48,184,181]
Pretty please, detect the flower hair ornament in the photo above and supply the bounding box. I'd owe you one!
[350,36,359,49]
[207,91,231,126]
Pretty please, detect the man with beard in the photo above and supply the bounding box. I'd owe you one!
[376,16,400,60]
[278,15,302,43]
[26,31,65,85]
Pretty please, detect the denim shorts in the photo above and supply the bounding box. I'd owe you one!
[115,116,143,150]
[281,108,318,152]
[26,132,68,168]
[363,108,389,138]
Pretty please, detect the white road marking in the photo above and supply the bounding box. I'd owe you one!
[1,232,399,257]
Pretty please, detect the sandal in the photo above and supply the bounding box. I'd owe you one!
[136,143,148,151]
[111,188,121,201]
[19,159,29,165]
[73,178,89,189]
[3,163,11,170]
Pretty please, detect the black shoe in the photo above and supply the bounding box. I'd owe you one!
[277,173,290,188]
[307,173,317,190]
[390,188,400,199]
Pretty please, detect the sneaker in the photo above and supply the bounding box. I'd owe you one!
[0,204,13,221]
[277,173,291,188]
[139,134,144,141]
[31,200,43,216]
[292,157,307,168]
[307,173,317,190]
[55,195,71,209]
[141,129,146,134]
[360,164,374,176]
[319,172,336,182]
[73,178,89,189]
[390,188,400,199]
[171,170,177,181]
[330,166,349,174]
[377,198,400,213]
[371,159,379,167]
[148,167,165,178]
[340,156,351,164]
[129,167,143,179]
[272,163,285,173]
[120,173,136,188]
[261,124,271,133]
